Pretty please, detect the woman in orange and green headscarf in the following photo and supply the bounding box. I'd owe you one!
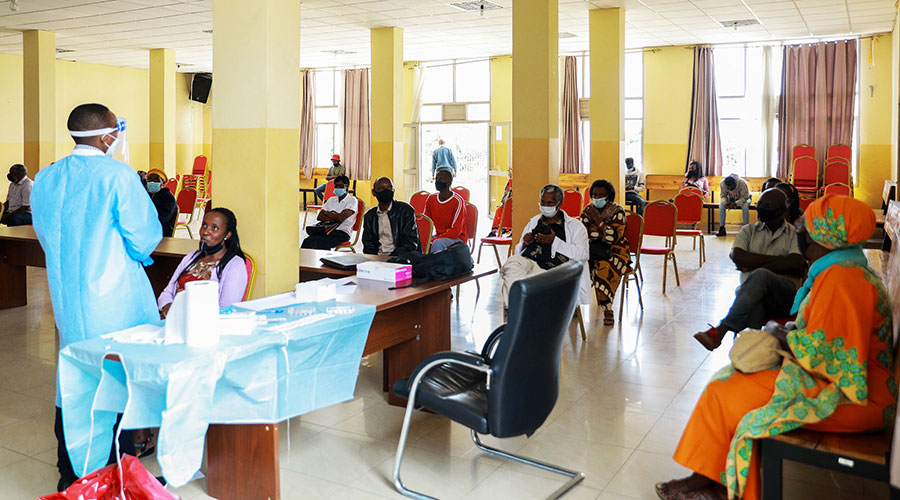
[656,195,895,500]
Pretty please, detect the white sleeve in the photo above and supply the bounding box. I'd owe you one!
[551,217,589,262]
[514,216,538,254]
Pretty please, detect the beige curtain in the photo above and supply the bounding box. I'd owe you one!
[777,40,857,178]
[343,68,371,180]
[685,46,724,176]
[560,56,582,174]
[299,70,316,179]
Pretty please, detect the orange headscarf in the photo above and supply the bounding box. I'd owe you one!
[804,194,875,249]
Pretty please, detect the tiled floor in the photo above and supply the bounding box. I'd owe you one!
[0,218,883,499]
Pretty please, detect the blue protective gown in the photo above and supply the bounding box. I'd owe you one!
[31,146,162,405]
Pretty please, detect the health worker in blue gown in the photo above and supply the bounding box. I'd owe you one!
[31,103,162,492]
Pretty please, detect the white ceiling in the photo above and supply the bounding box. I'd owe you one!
[0,0,894,72]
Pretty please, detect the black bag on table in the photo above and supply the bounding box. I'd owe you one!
[387,241,474,288]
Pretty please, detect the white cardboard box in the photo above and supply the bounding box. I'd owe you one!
[356,261,413,283]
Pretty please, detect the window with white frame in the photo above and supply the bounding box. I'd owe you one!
[314,69,341,168]
[714,46,766,177]
[573,52,642,173]
[419,59,491,123]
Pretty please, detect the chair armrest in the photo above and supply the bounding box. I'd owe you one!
[407,350,488,385]
[480,325,505,360]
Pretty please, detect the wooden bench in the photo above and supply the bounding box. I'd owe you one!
[759,199,900,499]
[644,174,771,203]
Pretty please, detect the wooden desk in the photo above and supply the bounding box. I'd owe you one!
[0,226,198,310]
[300,249,497,405]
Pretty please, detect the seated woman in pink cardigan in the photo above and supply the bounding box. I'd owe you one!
[157,207,248,317]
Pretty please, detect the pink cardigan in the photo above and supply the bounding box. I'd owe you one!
[157,251,248,310]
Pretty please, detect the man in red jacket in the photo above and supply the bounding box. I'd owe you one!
[423,168,467,253]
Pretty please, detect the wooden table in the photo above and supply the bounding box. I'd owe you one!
[0,226,198,310]
[300,249,496,405]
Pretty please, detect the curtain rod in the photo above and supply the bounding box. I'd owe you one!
[676,34,879,50]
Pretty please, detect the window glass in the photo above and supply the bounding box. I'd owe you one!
[716,98,743,120]
[420,105,442,122]
[316,124,335,168]
[317,107,339,124]
[624,120,642,168]
[714,47,746,97]
[625,52,643,98]
[423,64,453,103]
[624,99,643,120]
[315,70,335,106]
[455,60,490,102]
[467,103,490,121]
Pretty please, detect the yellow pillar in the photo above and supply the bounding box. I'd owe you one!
[590,8,626,199]
[212,0,300,296]
[150,48,176,178]
[23,30,56,173]
[511,0,559,239]
[371,27,403,198]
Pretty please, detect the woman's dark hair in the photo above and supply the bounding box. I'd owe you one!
[762,177,782,191]
[590,179,615,202]
[685,161,705,180]
[775,182,802,224]
[177,207,245,282]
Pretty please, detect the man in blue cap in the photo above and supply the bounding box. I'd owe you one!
[32,103,162,491]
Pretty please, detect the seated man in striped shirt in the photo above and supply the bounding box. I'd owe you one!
[423,168,467,253]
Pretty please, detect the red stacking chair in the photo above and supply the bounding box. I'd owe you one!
[164,177,178,195]
[790,156,819,198]
[792,144,815,164]
[561,189,583,218]
[479,199,514,267]
[451,186,470,202]
[335,198,367,252]
[456,203,480,296]
[823,161,850,187]
[640,201,680,294]
[415,213,434,253]
[674,192,705,267]
[823,183,851,197]
[174,188,198,238]
[826,144,851,164]
[619,213,644,318]
[410,190,430,213]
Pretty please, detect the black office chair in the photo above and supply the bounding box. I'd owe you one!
[391,260,585,500]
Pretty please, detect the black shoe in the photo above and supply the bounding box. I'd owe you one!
[716,227,727,237]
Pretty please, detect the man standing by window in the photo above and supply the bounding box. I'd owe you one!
[431,139,457,177]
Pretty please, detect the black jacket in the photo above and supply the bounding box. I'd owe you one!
[151,188,178,237]
[362,201,421,256]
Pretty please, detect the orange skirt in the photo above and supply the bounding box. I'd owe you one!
[673,368,889,500]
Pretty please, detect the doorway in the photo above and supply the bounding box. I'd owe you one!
[419,123,489,223]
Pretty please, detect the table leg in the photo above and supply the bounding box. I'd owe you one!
[207,423,280,500]
[0,260,26,309]
[382,289,451,406]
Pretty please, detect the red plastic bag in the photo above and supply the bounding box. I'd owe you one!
[38,455,178,500]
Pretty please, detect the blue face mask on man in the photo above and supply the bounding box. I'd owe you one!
[592,198,608,209]
[147,182,162,194]
[333,187,347,197]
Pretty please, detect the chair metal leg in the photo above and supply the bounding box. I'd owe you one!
[477,242,484,263]
[661,255,668,294]
[492,244,502,268]
[671,252,681,286]
[636,262,644,283]
[618,274,627,318]
[574,306,586,341]
[634,273,644,310]
[471,430,585,500]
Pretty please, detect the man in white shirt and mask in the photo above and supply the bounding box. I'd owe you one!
[31,103,161,491]
[499,184,589,310]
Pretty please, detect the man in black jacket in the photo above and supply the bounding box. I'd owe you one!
[362,177,421,256]
[145,172,178,237]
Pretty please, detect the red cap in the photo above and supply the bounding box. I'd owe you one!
[331,154,341,161]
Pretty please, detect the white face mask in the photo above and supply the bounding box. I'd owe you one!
[539,205,558,218]
[102,132,123,157]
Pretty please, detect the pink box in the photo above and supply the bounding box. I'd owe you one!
[356,261,413,283]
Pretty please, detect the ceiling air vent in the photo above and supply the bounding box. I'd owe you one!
[322,49,356,55]
[55,48,74,53]
[559,32,577,39]
[719,19,760,29]
[449,1,502,12]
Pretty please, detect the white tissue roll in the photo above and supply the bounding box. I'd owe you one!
[184,280,220,348]
[163,290,188,345]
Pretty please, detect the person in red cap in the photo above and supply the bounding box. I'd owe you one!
[315,153,346,202]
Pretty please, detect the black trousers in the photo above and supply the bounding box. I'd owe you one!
[55,406,136,485]
[301,230,350,250]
